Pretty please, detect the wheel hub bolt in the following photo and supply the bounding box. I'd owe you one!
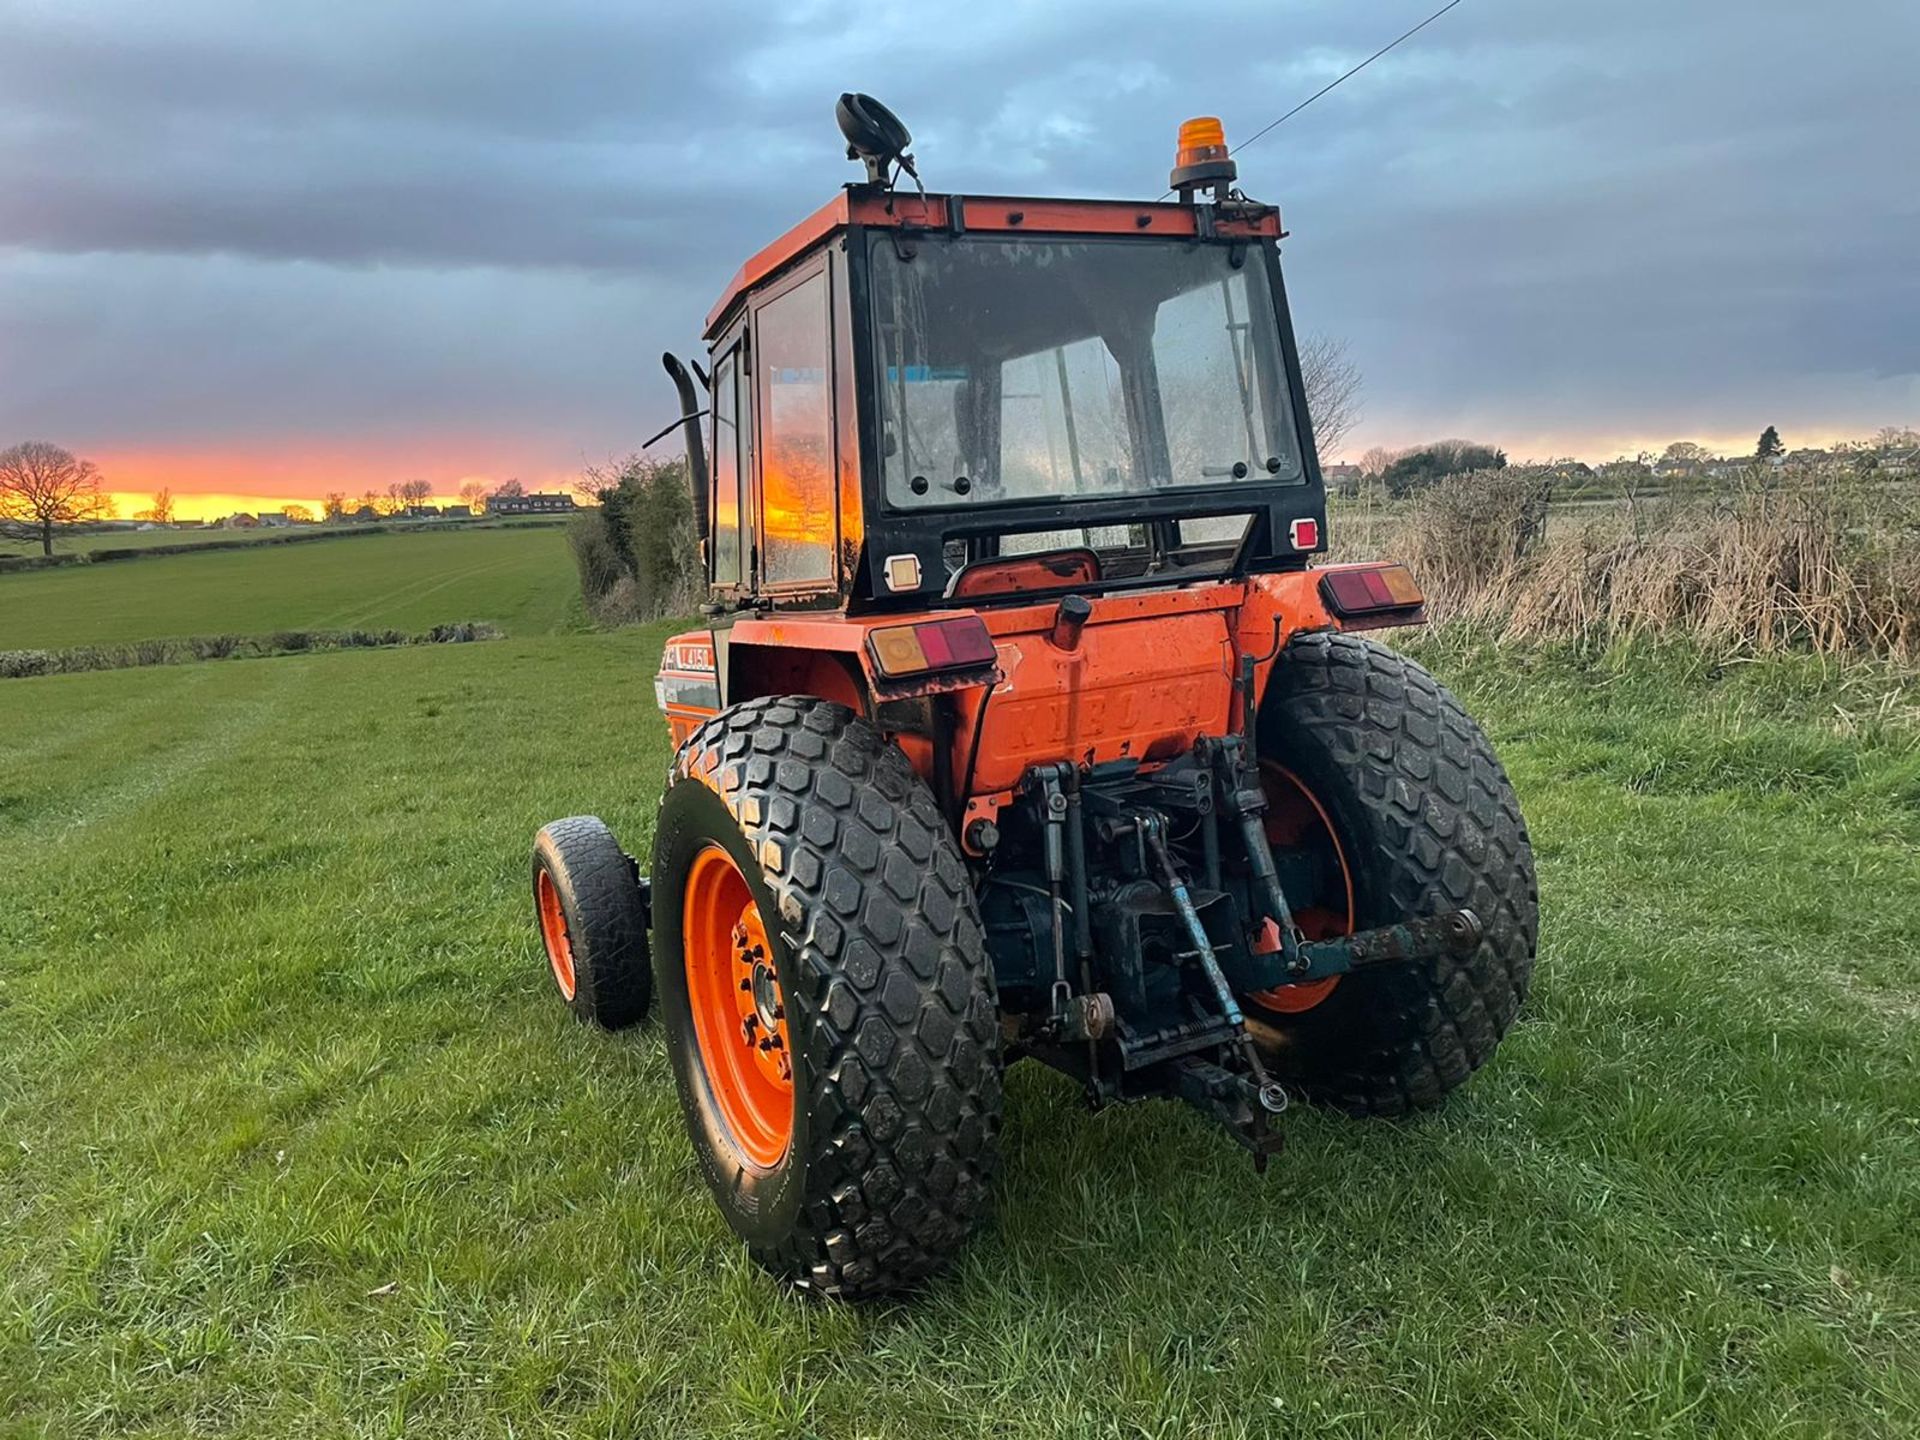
[748,961,782,1032]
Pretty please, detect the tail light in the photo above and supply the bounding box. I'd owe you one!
[867,615,998,679]
[1318,564,1425,629]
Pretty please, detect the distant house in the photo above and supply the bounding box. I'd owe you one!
[442,504,472,519]
[223,513,259,529]
[350,505,380,522]
[1543,460,1595,480]
[489,491,577,515]
[403,504,441,519]
[257,513,292,528]
[1319,461,1363,498]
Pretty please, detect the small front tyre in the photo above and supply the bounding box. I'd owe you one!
[532,816,652,1029]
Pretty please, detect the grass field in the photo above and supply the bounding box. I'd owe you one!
[0,526,579,648]
[2,528,250,558]
[2,534,1917,1436]
[0,526,324,558]
[0,519,570,559]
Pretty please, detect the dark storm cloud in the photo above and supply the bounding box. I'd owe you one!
[3,0,1916,463]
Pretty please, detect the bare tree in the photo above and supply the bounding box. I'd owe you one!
[1296,333,1363,461]
[458,479,489,515]
[381,481,432,514]
[0,441,109,555]
[137,487,175,524]
[1661,441,1710,464]
[494,477,526,498]
[1358,445,1397,476]
[281,503,314,523]
[322,492,347,521]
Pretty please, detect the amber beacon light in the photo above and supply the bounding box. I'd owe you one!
[1176,116,1229,167]
[1169,116,1238,198]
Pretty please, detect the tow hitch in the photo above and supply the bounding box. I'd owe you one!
[1171,906,1482,1166]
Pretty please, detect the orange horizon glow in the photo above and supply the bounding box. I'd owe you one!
[74,416,1902,524]
[105,491,497,522]
[1339,421,1891,467]
[83,440,588,523]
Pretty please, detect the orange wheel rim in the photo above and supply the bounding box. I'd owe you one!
[683,845,793,1168]
[1250,762,1354,1015]
[536,868,577,1001]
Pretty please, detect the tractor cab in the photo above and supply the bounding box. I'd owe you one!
[666,116,1327,621]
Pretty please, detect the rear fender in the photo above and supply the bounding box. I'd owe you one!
[1238,565,1427,728]
[1235,571,1335,731]
[726,614,999,708]
[729,643,869,716]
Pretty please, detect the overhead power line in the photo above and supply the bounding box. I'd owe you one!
[1168,0,1466,194]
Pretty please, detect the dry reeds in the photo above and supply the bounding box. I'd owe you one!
[1330,463,1920,663]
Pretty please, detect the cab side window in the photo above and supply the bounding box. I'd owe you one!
[710,346,751,590]
[755,271,835,586]
[711,350,740,588]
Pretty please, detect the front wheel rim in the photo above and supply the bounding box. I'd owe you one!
[683,844,794,1168]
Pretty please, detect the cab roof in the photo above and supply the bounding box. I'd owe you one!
[702,188,1284,340]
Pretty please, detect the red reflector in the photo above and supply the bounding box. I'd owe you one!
[1289,517,1320,550]
[867,616,996,679]
[1319,565,1425,620]
[918,622,957,668]
[922,617,996,667]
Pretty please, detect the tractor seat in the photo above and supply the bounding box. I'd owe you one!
[947,548,1102,601]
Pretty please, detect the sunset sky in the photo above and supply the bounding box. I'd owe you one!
[3,2,1916,522]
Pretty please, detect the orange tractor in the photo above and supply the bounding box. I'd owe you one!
[533,97,1537,1298]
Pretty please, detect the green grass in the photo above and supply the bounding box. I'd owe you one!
[0,519,570,558]
[0,526,335,557]
[2,527,250,557]
[2,613,1916,1436]
[0,525,354,559]
[0,527,580,646]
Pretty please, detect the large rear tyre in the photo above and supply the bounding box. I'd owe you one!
[532,816,652,1030]
[1250,633,1538,1116]
[651,696,1001,1299]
